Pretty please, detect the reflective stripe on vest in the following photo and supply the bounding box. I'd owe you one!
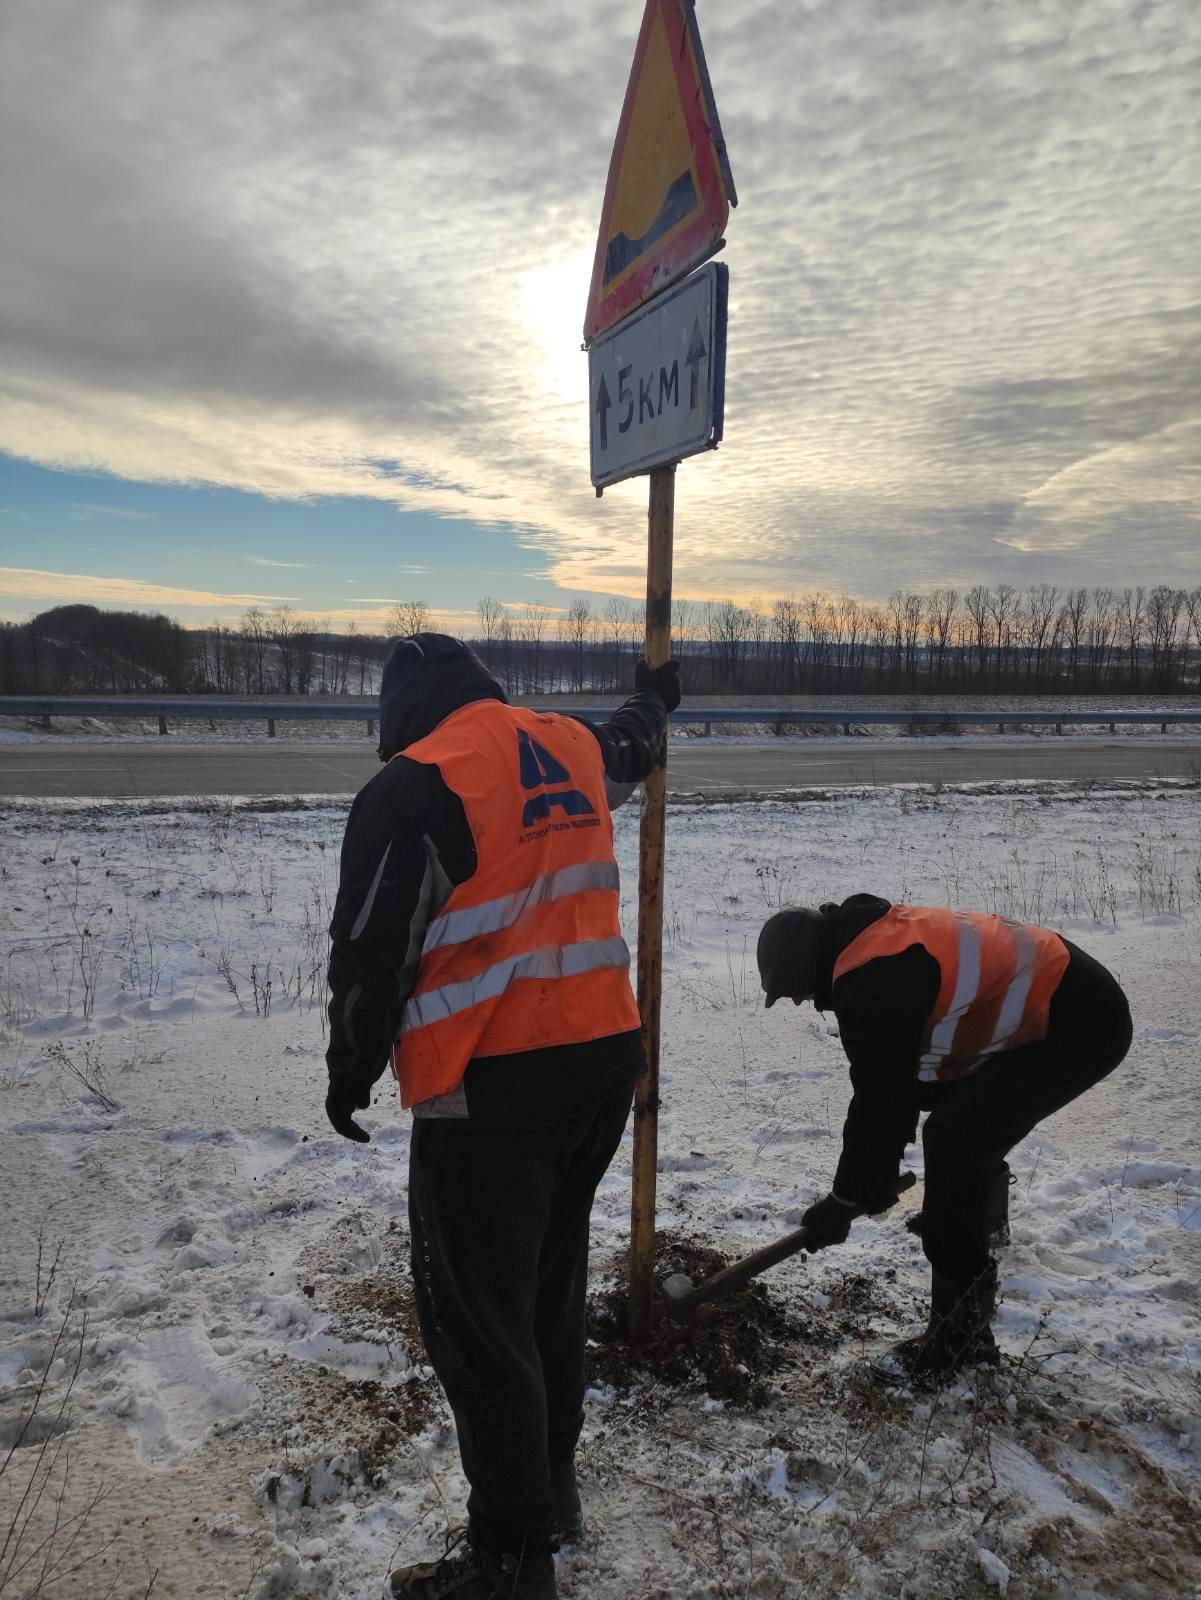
[420,861,622,954]
[833,905,1069,1083]
[402,935,631,1032]
[391,701,641,1108]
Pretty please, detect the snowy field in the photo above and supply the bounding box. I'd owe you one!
[1,782,1200,1599]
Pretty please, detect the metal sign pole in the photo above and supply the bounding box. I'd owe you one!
[628,462,675,1344]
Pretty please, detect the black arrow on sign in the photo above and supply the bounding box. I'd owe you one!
[594,373,611,451]
[686,320,708,410]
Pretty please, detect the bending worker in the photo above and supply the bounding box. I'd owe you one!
[757,895,1132,1381]
[324,632,680,1600]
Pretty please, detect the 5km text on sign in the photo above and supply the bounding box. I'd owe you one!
[588,261,727,492]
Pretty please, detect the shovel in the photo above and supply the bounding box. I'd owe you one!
[659,1171,918,1325]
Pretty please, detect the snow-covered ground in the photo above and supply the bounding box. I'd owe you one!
[1,783,1200,1599]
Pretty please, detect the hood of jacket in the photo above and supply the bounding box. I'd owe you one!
[377,633,507,760]
[812,893,893,1011]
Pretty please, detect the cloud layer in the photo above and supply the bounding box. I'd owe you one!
[0,568,293,611]
[1,0,1197,603]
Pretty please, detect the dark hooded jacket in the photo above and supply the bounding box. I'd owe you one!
[810,895,1129,1209]
[326,634,668,1123]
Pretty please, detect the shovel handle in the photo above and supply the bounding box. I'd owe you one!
[666,1170,917,1322]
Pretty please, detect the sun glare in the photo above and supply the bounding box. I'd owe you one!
[519,249,595,418]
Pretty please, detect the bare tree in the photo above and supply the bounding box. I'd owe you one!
[566,599,592,691]
[866,604,889,685]
[706,598,751,690]
[771,598,800,691]
[884,591,905,687]
[1085,588,1116,689]
[1059,589,1089,687]
[1184,587,1201,690]
[268,604,304,693]
[964,586,992,683]
[924,589,958,685]
[476,597,503,672]
[1118,586,1147,688]
[746,597,769,689]
[293,621,317,694]
[1022,584,1059,689]
[239,607,270,693]
[671,599,696,669]
[987,584,1019,686]
[517,604,550,694]
[496,615,515,694]
[803,593,830,689]
[826,595,846,688]
[901,591,924,687]
[338,620,358,694]
[356,625,373,694]
[385,600,432,639]
[602,598,630,692]
[199,620,241,693]
[1147,585,1186,689]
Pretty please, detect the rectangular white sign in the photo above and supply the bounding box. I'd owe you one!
[588,262,727,491]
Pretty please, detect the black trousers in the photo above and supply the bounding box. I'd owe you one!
[407,1083,634,1559]
[919,944,1133,1282]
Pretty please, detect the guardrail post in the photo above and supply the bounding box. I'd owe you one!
[1161,721,1167,734]
[158,715,168,736]
[42,712,52,730]
[267,718,276,738]
[704,719,711,737]
[1056,722,1063,735]
[1110,722,1115,734]
[367,717,376,738]
[843,721,850,736]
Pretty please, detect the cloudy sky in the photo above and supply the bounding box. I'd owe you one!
[1,0,1197,628]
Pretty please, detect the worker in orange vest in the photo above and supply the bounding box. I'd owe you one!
[757,895,1132,1383]
[325,633,680,1600]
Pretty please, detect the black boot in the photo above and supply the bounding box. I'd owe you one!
[390,1531,557,1599]
[875,1262,1000,1386]
[550,1458,583,1545]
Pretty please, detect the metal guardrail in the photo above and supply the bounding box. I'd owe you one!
[3,696,1201,737]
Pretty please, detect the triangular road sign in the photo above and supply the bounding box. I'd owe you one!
[583,0,736,346]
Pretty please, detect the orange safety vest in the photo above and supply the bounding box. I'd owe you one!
[392,701,641,1108]
[833,905,1069,1083]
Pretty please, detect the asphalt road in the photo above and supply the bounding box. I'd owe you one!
[2,739,1199,801]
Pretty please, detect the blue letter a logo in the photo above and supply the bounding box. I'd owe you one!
[517,730,596,828]
[518,730,570,789]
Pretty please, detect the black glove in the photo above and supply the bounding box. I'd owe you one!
[800,1192,858,1250]
[325,1078,372,1144]
[634,657,681,713]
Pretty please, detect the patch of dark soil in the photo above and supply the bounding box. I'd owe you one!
[586,1234,900,1409]
[274,1360,443,1467]
[326,1236,425,1359]
[342,1375,441,1475]
[289,1216,439,1441]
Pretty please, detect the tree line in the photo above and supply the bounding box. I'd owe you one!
[661,584,1201,695]
[2,584,1198,699]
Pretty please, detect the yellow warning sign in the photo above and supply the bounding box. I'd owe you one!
[583,0,735,345]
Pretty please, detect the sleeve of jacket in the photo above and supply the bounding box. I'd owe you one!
[830,949,934,1208]
[572,691,669,798]
[325,766,440,1097]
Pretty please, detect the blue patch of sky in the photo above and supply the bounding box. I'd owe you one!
[0,455,563,614]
